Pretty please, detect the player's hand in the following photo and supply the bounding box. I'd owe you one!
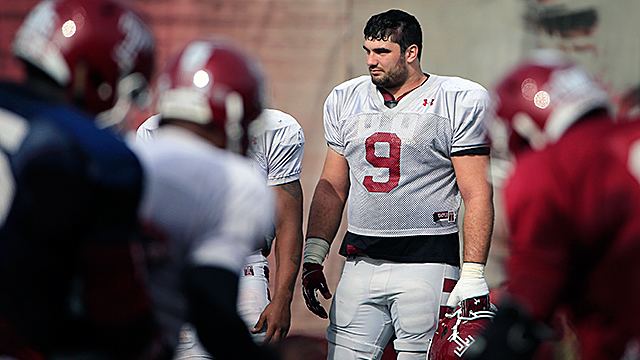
[447,262,489,308]
[251,298,291,344]
[301,262,332,318]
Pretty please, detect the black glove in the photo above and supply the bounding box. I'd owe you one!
[301,263,332,319]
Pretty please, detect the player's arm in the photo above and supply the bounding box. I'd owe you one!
[454,154,493,264]
[302,148,350,318]
[252,179,303,343]
[447,153,494,306]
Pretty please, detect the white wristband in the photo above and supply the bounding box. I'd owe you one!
[303,237,330,264]
[460,262,485,279]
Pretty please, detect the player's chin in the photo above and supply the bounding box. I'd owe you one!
[369,73,386,86]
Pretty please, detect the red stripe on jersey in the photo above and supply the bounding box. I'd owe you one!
[443,278,457,293]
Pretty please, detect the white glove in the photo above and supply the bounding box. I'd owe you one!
[446,262,489,308]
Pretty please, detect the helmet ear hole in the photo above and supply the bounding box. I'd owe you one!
[97,83,113,102]
[71,62,88,99]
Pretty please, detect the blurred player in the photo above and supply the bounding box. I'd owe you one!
[138,108,305,346]
[466,51,640,360]
[130,38,279,359]
[0,0,157,358]
[301,9,494,360]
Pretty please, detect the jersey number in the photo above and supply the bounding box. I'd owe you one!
[363,132,401,193]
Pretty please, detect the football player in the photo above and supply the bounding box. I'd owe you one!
[138,109,305,346]
[130,38,279,360]
[466,50,640,360]
[301,8,494,360]
[0,0,157,358]
[242,109,305,344]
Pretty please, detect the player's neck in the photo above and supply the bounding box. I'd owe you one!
[386,72,428,100]
[380,72,429,108]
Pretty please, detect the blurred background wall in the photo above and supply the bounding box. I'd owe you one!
[2,0,639,339]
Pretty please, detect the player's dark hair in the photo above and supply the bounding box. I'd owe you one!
[364,9,423,60]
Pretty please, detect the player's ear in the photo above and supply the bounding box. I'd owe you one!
[405,44,419,63]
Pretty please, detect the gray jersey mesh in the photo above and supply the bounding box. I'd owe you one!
[343,111,460,236]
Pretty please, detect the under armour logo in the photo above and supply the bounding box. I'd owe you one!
[243,265,255,276]
[423,98,435,106]
[474,298,481,305]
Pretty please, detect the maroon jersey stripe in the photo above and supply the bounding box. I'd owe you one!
[443,278,457,293]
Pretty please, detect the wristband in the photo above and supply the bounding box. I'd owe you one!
[303,237,330,264]
[461,262,485,278]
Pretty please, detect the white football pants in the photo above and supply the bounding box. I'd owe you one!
[237,253,271,343]
[327,256,459,360]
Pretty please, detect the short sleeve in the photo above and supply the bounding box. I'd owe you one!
[264,121,305,186]
[323,89,344,154]
[451,88,490,156]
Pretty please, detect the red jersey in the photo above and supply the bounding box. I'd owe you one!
[503,114,640,360]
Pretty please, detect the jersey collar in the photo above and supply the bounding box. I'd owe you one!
[370,73,437,111]
[372,74,434,110]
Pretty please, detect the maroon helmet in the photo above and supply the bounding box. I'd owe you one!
[428,295,496,360]
[154,38,265,154]
[491,50,610,157]
[13,0,155,115]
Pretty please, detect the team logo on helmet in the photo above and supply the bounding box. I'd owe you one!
[429,296,496,360]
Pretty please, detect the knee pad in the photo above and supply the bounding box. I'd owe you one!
[393,337,430,353]
[327,332,384,360]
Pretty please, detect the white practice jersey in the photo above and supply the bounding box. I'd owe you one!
[246,109,304,255]
[248,109,305,186]
[324,74,490,237]
[129,126,273,350]
[135,109,304,255]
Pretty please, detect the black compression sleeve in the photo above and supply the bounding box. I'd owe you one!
[183,266,279,360]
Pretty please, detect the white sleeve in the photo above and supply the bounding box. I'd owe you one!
[190,163,274,273]
[323,89,344,155]
[136,114,160,143]
[264,123,304,186]
[451,88,491,154]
